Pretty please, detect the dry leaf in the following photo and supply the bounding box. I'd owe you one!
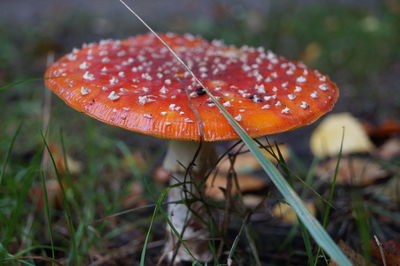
[365,119,400,139]
[375,138,400,160]
[272,202,316,224]
[315,157,388,186]
[217,144,288,174]
[371,239,400,266]
[329,240,377,266]
[310,113,374,158]
[205,174,267,200]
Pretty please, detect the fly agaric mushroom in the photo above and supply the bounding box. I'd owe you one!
[45,33,338,263]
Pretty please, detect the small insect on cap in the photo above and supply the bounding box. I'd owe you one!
[45,33,339,141]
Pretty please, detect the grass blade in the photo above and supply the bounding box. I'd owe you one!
[0,122,23,185]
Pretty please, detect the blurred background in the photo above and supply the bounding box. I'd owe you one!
[1,0,399,265]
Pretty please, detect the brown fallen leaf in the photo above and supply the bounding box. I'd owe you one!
[375,138,400,160]
[371,239,400,266]
[315,157,389,186]
[329,240,378,266]
[310,113,374,158]
[272,202,316,224]
[205,174,267,200]
[365,119,400,139]
[217,144,289,174]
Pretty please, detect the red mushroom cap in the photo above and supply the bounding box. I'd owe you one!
[45,33,339,141]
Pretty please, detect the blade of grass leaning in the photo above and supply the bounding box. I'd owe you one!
[313,129,344,266]
[41,134,79,264]
[0,122,23,185]
[40,171,56,262]
[212,99,351,265]
[118,2,351,264]
[0,78,46,91]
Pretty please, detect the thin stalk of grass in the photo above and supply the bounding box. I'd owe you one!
[40,134,78,265]
[313,129,344,266]
[0,122,23,185]
[227,213,250,265]
[0,78,47,91]
[40,171,55,263]
[299,220,315,265]
[140,184,199,265]
[244,225,262,266]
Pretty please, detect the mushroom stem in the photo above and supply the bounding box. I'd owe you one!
[162,140,217,263]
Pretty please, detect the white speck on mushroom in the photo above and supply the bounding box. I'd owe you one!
[165,79,171,85]
[102,86,109,91]
[101,57,110,63]
[295,86,302,92]
[138,95,155,105]
[184,118,194,123]
[118,71,125,78]
[319,76,327,81]
[319,84,328,91]
[261,104,270,109]
[300,101,309,109]
[80,86,91,95]
[281,82,288,87]
[101,67,108,72]
[223,101,231,107]
[281,107,290,114]
[109,77,118,85]
[239,109,245,112]
[275,101,282,106]
[264,96,272,101]
[255,84,266,93]
[83,71,95,81]
[288,94,296,100]
[272,87,278,92]
[169,104,176,111]
[311,91,318,98]
[234,114,242,121]
[79,62,89,69]
[123,107,130,111]
[296,76,306,83]
[165,122,172,126]
[67,54,77,61]
[143,113,152,118]
[117,50,126,57]
[108,91,120,101]
[161,111,167,116]
[160,86,169,94]
[189,92,198,98]
[142,87,149,93]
